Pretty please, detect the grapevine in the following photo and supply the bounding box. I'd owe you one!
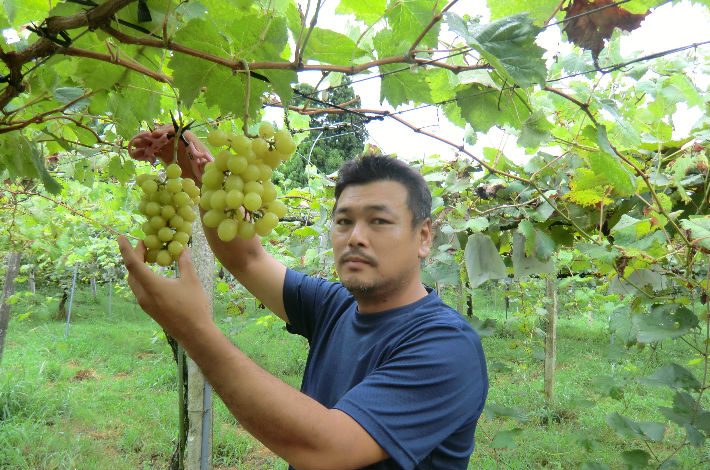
[137,163,200,266]
[202,123,294,242]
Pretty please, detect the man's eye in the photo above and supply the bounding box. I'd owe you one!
[335,219,351,225]
[372,218,389,225]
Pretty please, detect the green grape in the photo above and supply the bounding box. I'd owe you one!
[242,164,261,182]
[268,200,287,219]
[217,218,239,242]
[251,138,269,157]
[237,220,256,239]
[142,221,157,236]
[262,150,281,169]
[274,129,296,155]
[202,170,223,190]
[243,192,262,212]
[227,154,248,174]
[185,184,201,199]
[225,190,244,209]
[158,226,174,242]
[207,130,230,147]
[160,205,176,219]
[166,163,182,179]
[179,221,194,235]
[262,181,277,204]
[244,181,263,196]
[230,134,251,155]
[215,150,231,172]
[174,231,190,245]
[166,178,182,193]
[144,234,163,250]
[173,191,192,207]
[258,163,273,181]
[224,174,244,192]
[141,179,158,194]
[203,161,217,173]
[168,240,185,257]
[136,173,152,185]
[150,215,167,230]
[169,215,184,229]
[255,212,278,236]
[199,190,214,210]
[258,122,275,139]
[203,209,225,228]
[178,205,196,222]
[159,190,173,205]
[145,249,159,264]
[156,250,173,267]
[145,201,161,216]
[210,190,227,211]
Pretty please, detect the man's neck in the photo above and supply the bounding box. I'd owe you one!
[355,281,428,314]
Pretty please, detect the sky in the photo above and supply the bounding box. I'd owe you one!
[276,0,710,162]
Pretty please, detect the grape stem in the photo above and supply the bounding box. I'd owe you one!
[240,59,254,138]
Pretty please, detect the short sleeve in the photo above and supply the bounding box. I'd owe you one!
[333,324,487,470]
[282,269,348,342]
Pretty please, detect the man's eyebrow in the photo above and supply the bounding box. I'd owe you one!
[334,204,396,215]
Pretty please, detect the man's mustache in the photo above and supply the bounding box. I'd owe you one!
[339,249,377,266]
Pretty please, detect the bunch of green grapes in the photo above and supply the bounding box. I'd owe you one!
[137,163,200,266]
[202,123,293,242]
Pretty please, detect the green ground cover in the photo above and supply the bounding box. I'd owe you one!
[0,285,707,469]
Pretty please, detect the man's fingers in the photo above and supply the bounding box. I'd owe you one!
[117,236,154,286]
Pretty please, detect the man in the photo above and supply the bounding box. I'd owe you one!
[120,128,488,469]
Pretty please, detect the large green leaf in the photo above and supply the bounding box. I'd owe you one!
[464,233,507,288]
[640,364,701,392]
[680,216,710,250]
[3,0,50,25]
[455,83,530,132]
[336,0,386,25]
[304,28,371,64]
[374,29,433,107]
[634,305,699,343]
[518,110,552,148]
[591,126,636,196]
[0,134,62,193]
[447,13,547,87]
[486,0,561,23]
[606,413,665,442]
[386,0,441,48]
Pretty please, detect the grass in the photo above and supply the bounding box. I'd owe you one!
[0,283,708,469]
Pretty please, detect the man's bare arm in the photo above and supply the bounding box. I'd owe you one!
[118,237,388,470]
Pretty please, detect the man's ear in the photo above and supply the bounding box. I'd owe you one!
[418,218,433,259]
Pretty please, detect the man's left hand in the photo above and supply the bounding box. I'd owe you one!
[117,235,211,342]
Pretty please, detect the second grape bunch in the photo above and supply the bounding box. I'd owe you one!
[202,123,295,242]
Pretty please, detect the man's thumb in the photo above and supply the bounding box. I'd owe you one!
[177,248,199,281]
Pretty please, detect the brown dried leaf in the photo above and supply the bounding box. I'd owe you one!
[563,0,648,64]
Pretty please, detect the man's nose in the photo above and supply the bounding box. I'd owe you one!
[347,221,368,247]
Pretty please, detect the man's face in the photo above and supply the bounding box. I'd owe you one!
[331,180,431,299]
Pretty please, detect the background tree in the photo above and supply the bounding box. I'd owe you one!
[278,77,368,187]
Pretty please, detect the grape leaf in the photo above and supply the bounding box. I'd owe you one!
[455,83,530,132]
[518,110,552,148]
[680,216,710,250]
[304,28,371,64]
[387,0,441,48]
[487,0,561,23]
[447,13,547,87]
[374,30,433,107]
[336,0,386,25]
[3,0,50,25]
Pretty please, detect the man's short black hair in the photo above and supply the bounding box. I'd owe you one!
[334,155,432,227]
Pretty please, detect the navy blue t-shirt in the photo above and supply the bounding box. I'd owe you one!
[283,269,488,470]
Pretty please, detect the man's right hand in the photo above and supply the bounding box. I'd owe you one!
[128,124,213,183]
